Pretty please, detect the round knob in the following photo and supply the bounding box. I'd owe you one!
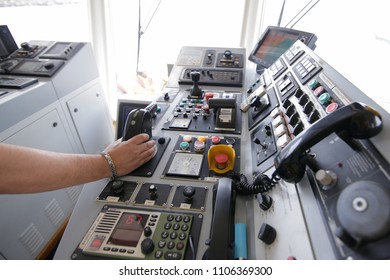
[211,135,221,145]
[144,226,152,237]
[179,141,190,150]
[258,223,277,245]
[111,180,124,194]
[308,79,318,89]
[314,85,325,96]
[315,169,337,187]
[190,71,200,82]
[183,186,196,199]
[256,193,273,211]
[158,137,166,144]
[337,181,390,241]
[141,238,155,254]
[20,42,32,50]
[319,92,331,104]
[223,50,232,59]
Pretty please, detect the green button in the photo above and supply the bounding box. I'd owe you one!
[308,79,318,89]
[179,141,189,150]
[319,92,330,104]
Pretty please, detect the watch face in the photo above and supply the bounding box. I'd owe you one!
[167,152,203,177]
[170,118,192,129]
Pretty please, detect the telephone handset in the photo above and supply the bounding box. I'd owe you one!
[274,102,383,183]
[203,178,236,260]
[122,108,153,141]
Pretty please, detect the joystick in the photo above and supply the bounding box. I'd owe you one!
[20,42,33,51]
[183,185,196,203]
[189,71,203,99]
[149,184,158,200]
[110,180,124,194]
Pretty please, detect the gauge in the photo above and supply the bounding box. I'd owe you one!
[170,118,192,128]
[167,152,203,177]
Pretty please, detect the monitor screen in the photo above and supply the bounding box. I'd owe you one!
[0,25,18,59]
[254,29,299,65]
[248,26,317,69]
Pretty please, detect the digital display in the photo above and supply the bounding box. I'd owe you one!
[39,42,83,60]
[109,213,149,247]
[45,42,70,55]
[254,29,299,65]
[248,26,317,70]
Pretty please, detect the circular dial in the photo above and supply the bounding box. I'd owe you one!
[167,153,204,177]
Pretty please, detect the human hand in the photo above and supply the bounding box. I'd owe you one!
[104,133,156,176]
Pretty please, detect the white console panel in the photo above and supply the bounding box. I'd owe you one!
[0,42,113,259]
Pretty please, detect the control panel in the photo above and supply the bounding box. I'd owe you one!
[248,40,390,259]
[0,41,83,81]
[168,46,245,88]
[72,205,202,260]
[55,41,390,261]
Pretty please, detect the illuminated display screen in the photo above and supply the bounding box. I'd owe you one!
[254,29,299,65]
[109,213,149,247]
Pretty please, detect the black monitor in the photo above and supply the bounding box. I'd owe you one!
[0,25,18,59]
[248,26,317,70]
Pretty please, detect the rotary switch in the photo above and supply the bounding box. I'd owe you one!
[258,223,277,245]
[110,180,124,194]
[141,238,155,255]
[315,169,337,188]
[256,193,273,211]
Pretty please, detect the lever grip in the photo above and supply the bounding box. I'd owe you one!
[122,108,152,141]
[274,102,382,183]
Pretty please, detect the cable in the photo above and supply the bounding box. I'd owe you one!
[188,235,195,260]
[229,170,281,195]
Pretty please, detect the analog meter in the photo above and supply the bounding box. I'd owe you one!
[167,152,204,177]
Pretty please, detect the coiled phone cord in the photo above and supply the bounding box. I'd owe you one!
[229,170,281,195]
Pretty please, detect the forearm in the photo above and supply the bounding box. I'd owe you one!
[0,144,110,194]
[0,134,156,194]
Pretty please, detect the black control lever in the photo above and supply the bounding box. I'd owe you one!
[122,108,152,141]
[189,71,203,98]
[274,102,383,183]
